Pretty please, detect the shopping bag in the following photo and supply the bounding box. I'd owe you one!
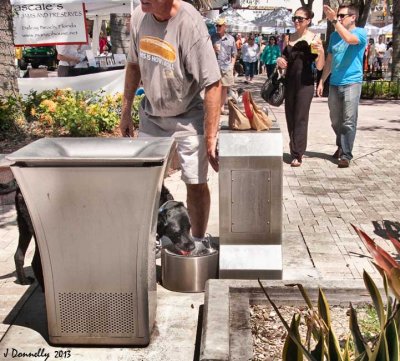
[242,91,273,131]
[228,99,251,130]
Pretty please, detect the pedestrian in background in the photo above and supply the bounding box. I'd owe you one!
[276,7,325,167]
[241,35,259,83]
[317,4,367,168]
[211,18,237,115]
[260,36,281,77]
[120,0,221,244]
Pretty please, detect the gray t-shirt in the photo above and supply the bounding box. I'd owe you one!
[128,2,221,136]
[211,33,237,72]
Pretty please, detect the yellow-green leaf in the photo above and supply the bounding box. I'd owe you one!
[283,314,303,361]
[349,303,371,357]
[385,318,399,361]
[318,288,331,328]
[328,327,343,361]
[364,270,386,329]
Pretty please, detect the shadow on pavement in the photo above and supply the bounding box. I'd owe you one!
[3,284,49,341]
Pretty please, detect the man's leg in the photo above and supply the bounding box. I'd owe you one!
[175,135,210,238]
[186,183,210,238]
[340,83,362,161]
[328,85,343,149]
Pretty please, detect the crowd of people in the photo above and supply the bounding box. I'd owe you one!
[364,35,393,75]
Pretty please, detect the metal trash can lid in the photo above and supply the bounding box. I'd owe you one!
[7,137,176,166]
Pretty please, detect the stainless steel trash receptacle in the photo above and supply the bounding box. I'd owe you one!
[219,126,283,279]
[7,137,175,346]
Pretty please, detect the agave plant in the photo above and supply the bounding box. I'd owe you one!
[259,269,400,360]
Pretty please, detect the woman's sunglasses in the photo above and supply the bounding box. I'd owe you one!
[292,16,308,23]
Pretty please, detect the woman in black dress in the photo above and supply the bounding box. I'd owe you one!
[276,7,325,167]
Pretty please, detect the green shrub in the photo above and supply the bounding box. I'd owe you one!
[0,95,25,138]
[23,89,144,137]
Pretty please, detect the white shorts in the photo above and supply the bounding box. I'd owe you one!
[139,132,208,185]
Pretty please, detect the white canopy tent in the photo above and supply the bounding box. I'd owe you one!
[218,8,261,34]
[379,23,393,35]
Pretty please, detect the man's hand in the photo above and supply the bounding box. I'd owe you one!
[323,5,337,22]
[120,108,134,137]
[205,136,219,172]
[317,81,324,97]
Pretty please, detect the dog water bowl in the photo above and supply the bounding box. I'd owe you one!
[161,249,219,293]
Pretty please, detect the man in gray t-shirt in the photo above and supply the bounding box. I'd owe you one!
[120,0,221,243]
[211,18,237,115]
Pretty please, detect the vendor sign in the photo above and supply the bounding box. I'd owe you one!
[13,2,87,46]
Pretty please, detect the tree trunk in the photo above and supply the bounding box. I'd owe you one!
[110,14,131,55]
[391,0,400,80]
[0,0,18,97]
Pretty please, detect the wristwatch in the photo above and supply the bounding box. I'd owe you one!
[331,19,338,25]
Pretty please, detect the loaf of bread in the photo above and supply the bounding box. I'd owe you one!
[139,36,176,62]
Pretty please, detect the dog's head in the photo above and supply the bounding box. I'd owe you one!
[157,200,195,255]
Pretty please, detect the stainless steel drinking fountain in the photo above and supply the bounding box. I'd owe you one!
[218,125,283,279]
[7,137,175,346]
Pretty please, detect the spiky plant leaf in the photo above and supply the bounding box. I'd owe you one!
[286,283,315,310]
[349,303,370,357]
[369,332,389,361]
[310,334,325,361]
[258,279,317,361]
[343,336,351,361]
[385,318,399,361]
[317,288,331,329]
[363,270,386,329]
[328,327,344,361]
[352,224,398,275]
[387,232,400,254]
[282,314,303,361]
[354,352,371,361]
[389,268,400,300]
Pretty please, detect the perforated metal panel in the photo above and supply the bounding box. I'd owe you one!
[59,292,136,336]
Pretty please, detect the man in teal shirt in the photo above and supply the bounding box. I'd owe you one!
[317,4,367,168]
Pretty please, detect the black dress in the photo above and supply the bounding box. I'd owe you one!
[283,40,317,162]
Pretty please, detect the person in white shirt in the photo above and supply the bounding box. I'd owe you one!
[375,35,386,70]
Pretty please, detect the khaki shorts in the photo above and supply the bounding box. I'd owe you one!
[220,67,234,87]
[139,132,208,184]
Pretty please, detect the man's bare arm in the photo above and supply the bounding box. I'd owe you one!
[120,62,141,137]
[203,80,222,172]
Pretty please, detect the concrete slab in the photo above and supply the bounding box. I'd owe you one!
[0,283,205,361]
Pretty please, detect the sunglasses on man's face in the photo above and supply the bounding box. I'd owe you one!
[292,16,308,23]
[216,24,224,27]
[337,13,351,19]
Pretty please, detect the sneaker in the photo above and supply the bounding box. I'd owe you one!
[338,158,350,168]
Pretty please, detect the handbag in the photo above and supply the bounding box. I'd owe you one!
[228,99,251,130]
[242,91,273,131]
[261,68,286,107]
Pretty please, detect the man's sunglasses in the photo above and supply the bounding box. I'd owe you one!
[337,13,351,19]
[292,16,308,23]
[216,24,223,27]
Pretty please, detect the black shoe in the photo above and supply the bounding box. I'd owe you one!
[338,158,350,168]
[332,147,342,159]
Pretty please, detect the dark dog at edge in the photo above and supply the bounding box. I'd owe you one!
[0,180,194,289]
[158,185,195,255]
[0,179,44,290]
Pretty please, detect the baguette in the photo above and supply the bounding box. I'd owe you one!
[140,36,176,62]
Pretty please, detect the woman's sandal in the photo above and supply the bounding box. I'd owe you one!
[291,159,302,167]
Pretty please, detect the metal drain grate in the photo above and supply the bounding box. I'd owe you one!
[58,292,136,335]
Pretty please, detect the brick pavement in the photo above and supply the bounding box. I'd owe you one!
[0,75,400,358]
